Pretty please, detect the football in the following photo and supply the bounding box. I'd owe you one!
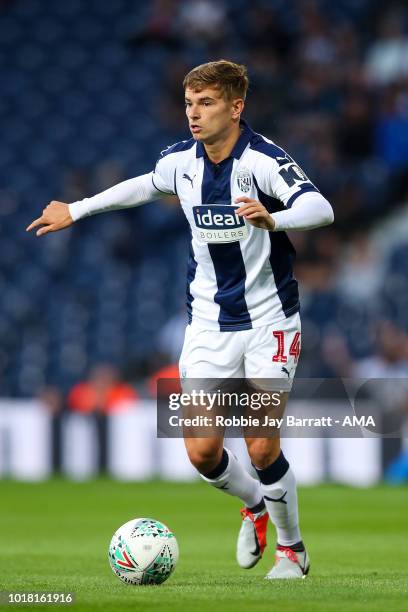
[108,518,179,585]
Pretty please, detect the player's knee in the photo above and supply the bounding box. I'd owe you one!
[185,440,223,472]
[246,438,280,469]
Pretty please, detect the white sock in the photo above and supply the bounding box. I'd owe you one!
[255,451,302,547]
[201,448,263,510]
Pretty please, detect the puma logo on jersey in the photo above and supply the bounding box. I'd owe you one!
[281,366,290,378]
[182,173,196,188]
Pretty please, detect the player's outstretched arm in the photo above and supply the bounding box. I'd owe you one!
[26,172,169,238]
[26,201,73,236]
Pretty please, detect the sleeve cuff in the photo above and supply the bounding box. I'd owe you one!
[68,201,87,222]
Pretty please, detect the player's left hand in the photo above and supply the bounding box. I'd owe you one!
[235,197,275,231]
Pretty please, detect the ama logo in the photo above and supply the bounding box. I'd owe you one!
[193,205,248,243]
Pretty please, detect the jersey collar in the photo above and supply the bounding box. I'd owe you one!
[195,119,253,160]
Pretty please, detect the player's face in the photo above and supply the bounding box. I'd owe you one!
[185,87,242,144]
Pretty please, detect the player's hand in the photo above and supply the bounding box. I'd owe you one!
[26,201,73,236]
[235,197,275,231]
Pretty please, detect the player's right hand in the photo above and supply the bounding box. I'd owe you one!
[26,201,73,236]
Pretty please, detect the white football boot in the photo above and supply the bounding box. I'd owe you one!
[265,545,310,579]
[236,507,269,569]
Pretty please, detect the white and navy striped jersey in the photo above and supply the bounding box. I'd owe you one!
[152,120,320,331]
[69,119,332,332]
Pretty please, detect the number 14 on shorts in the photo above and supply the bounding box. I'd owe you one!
[272,331,301,363]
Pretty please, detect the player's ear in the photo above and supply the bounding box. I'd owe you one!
[231,98,244,120]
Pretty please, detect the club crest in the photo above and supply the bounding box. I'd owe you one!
[236,168,251,193]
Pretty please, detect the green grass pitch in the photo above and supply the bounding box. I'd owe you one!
[0,479,407,611]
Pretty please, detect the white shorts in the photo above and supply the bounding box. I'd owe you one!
[179,312,301,392]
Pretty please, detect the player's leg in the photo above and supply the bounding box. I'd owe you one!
[184,436,264,510]
[179,324,261,505]
[245,423,309,579]
[184,434,268,569]
[179,325,267,568]
[243,313,309,578]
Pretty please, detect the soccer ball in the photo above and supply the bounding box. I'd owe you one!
[108,518,179,585]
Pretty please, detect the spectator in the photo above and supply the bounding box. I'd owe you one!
[354,320,408,379]
[365,10,408,86]
[128,0,182,50]
[67,364,138,414]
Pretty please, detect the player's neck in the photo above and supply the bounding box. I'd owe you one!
[204,123,241,164]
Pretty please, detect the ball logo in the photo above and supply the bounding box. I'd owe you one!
[193,205,248,243]
[113,542,139,571]
[236,168,252,193]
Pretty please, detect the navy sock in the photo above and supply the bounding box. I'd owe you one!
[247,498,266,514]
[203,448,229,479]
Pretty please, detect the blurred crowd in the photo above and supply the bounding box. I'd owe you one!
[0,0,407,396]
